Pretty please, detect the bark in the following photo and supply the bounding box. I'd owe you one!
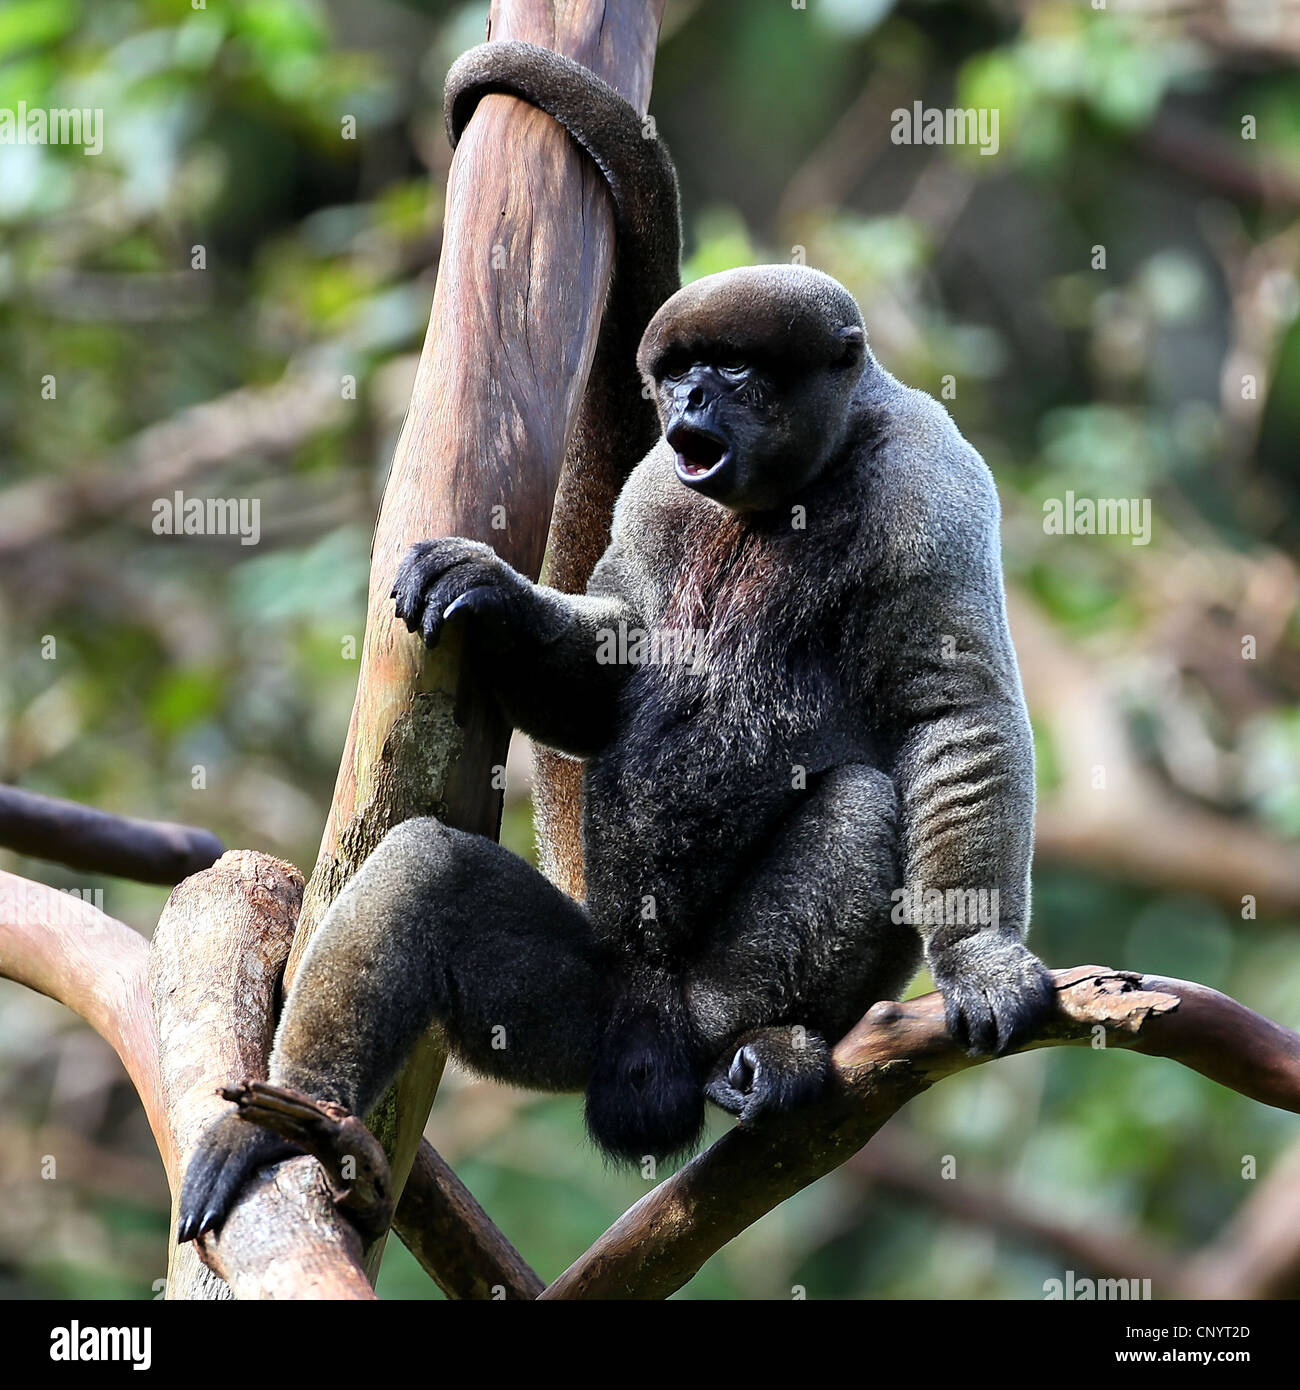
[145,851,375,1300]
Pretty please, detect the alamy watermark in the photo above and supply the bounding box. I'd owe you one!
[595,623,705,673]
[1044,1270,1151,1300]
[50,1322,151,1370]
[1,102,103,156]
[891,102,999,157]
[891,886,1001,929]
[1043,491,1151,546]
[0,882,103,928]
[152,490,261,546]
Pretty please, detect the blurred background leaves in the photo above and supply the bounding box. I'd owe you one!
[0,0,1298,1300]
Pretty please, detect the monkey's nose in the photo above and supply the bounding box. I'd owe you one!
[685,384,707,409]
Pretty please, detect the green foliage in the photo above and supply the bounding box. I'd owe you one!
[1,0,1296,1301]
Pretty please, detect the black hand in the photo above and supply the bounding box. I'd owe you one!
[704,1028,828,1125]
[930,934,1055,1056]
[391,538,524,650]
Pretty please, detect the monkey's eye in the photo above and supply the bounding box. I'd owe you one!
[715,358,748,379]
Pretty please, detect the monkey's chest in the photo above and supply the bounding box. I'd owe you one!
[580,699,804,957]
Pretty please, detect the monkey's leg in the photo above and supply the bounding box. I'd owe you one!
[178,817,606,1240]
[688,764,918,1126]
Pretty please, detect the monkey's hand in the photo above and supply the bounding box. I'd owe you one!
[392,538,558,652]
[928,932,1055,1057]
[176,1110,302,1243]
[705,1026,829,1126]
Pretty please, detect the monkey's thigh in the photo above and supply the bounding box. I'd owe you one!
[274,817,608,1108]
[688,764,921,1049]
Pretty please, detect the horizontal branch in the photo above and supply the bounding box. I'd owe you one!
[543,966,1300,1300]
[0,785,222,884]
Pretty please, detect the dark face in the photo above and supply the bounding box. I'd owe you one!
[655,334,863,512]
[658,351,755,504]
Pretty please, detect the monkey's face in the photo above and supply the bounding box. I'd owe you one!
[657,352,764,508]
[640,266,870,514]
[654,348,862,513]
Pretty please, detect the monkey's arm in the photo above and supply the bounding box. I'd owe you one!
[392,536,642,756]
[889,592,1053,1055]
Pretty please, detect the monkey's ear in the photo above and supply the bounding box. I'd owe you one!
[835,324,866,366]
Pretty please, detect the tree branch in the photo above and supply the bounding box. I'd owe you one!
[282,0,669,1285]
[394,1139,545,1300]
[147,850,377,1300]
[0,785,222,884]
[542,967,1300,1300]
[0,869,166,1158]
[6,843,1300,1302]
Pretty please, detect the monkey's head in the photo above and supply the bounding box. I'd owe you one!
[637,265,868,512]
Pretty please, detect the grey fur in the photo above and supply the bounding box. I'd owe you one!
[334,266,1051,1159]
[177,59,1051,1239]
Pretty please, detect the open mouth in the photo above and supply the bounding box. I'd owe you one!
[668,423,729,481]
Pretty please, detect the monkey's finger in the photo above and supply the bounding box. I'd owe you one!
[991,967,1055,1055]
[176,1142,227,1242]
[993,1006,1033,1057]
[443,584,512,628]
[943,984,998,1056]
[177,1123,299,1243]
[391,541,444,618]
[419,568,507,646]
[704,1075,746,1116]
[419,599,448,648]
[941,990,972,1052]
[178,1140,248,1242]
[727,1044,758,1093]
[392,545,483,626]
[965,993,1001,1056]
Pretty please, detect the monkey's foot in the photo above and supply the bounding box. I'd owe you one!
[704,1026,829,1126]
[219,1081,394,1240]
[176,1108,300,1244]
[176,1081,393,1244]
[930,934,1056,1056]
